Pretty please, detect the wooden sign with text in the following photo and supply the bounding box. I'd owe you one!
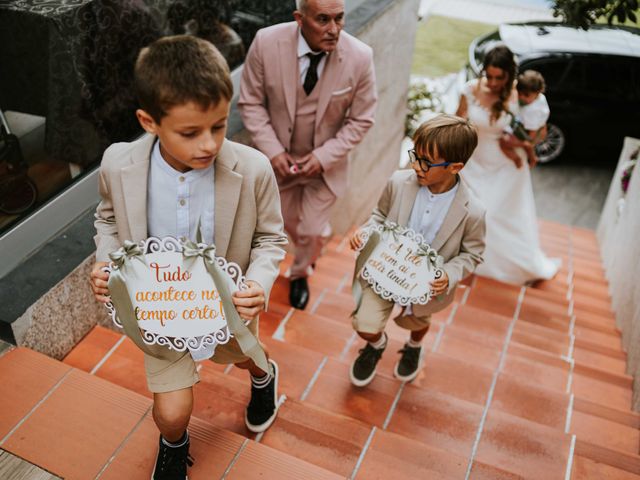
[359,223,443,306]
[105,237,244,352]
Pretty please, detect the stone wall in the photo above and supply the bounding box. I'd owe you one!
[596,136,640,410]
[331,0,420,234]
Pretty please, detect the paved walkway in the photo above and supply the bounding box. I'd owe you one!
[420,0,555,24]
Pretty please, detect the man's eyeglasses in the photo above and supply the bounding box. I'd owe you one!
[408,150,451,172]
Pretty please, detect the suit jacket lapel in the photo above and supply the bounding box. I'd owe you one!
[278,29,298,124]
[315,42,345,126]
[214,140,242,257]
[121,134,154,242]
[396,176,420,226]
[431,179,469,251]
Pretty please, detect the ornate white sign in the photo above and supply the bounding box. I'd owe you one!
[105,236,245,352]
[358,223,443,306]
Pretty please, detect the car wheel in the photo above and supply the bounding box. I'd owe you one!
[535,123,566,163]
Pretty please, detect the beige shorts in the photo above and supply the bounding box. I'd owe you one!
[144,318,260,393]
[351,282,431,334]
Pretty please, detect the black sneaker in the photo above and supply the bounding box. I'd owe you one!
[245,359,279,433]
[152,434,194,480]
[394,344,422,382]
[350,339,386,387]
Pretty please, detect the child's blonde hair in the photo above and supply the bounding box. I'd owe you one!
[413,114,478,164]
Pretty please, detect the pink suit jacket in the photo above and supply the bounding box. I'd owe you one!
[238,21,377,197]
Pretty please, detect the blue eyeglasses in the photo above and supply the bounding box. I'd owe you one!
[408,150,451,172]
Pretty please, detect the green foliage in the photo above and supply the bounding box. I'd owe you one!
[553,0,639,29]
[405,79,442,138]
[411,15,494,77]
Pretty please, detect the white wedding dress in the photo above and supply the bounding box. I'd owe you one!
[460,80,559,285]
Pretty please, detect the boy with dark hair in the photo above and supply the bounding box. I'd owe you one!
[90,35,287,479]
[349,114,486,386]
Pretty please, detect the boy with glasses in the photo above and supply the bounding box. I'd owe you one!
[348,114,486,386]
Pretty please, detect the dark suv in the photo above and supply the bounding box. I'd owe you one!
[468,22,640,163]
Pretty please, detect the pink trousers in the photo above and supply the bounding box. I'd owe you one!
[279,174,336,279]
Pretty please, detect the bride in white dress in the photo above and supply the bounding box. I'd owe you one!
[456,45,559,285]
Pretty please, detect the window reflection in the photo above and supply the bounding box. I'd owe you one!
[0,0,295,234]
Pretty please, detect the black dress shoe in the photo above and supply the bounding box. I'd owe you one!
[289,277,310,310]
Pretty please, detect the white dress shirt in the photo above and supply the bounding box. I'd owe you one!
[147,140,216,361]
[402,181,458,316]
[298,30,327,85]
[147,140,215,245]
[408,182,459,245]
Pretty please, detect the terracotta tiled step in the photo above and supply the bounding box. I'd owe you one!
[530,277,570,297]
[259,399,371,476]
[100,415,246,480]
[272,310,352,357]
[572,276,612,301]
[2,368,151,479]
[575,312,621,336]
[465,278,521,319]
[573,296,616,320]
[518,295,573,334]
[354,428,472,479]
[573,347,628,375]
[387,381,573,476]
[525,281,570,307]
[312,290,356,321]
[490,374,570,430]
[575,439,640,476]
[575,336,626,360]
[192,362,252,436]
[230,336,325,401]
[501,350,570,392]
[0,348,71,440]
[386,383,484,458]
[224,438,343,479]
[304,358,401,428]
[473,408,572,479]
[574,397,640,430]
[572,371,634,411]
[468,461,525,479]
[62,325,122,373]
[570,410,640,454]
[572,455,640,479]
[573,325,622,352]
[92,335,152,398]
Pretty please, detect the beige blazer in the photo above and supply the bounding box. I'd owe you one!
[94,134,288,301]
[365,169,486,316]
[238,22,377,197]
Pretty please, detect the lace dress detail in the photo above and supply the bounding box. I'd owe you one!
[460,80,559,284]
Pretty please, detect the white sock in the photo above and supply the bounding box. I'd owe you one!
[251,371,272,389]
[369,332,387,350]
[407,337,422,348]
[162,430,189,448]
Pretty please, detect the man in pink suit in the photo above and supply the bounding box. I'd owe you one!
[239,0,377,309]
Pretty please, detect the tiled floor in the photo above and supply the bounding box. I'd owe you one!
[0,220,638,478]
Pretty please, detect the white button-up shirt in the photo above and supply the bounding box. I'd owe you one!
[408,182,459,245]
[147,140,215,245]
[402,181,458,317]
[297,30,327,85]
[147,141,216,361]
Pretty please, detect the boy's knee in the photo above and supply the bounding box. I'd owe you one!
[153,402,191,428]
